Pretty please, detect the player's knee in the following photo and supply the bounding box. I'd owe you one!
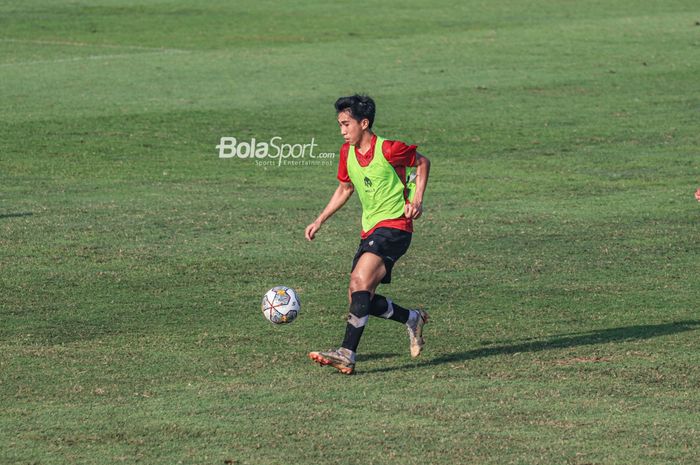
[349,272,370,293]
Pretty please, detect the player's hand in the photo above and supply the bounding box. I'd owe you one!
[695,188,700,202]
[404,201,423,220]
[305,221,321,241]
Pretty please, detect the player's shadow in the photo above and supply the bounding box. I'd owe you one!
[357,352,399,362]
[362,319,700,374]
[0,212,33,219]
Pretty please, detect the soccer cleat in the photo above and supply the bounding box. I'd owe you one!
[407,309,429,358]
[308,349,355,375]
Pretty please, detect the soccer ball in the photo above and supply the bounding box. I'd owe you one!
[261,286,300,324]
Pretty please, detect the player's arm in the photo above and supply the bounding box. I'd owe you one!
[305,181,354,241]
[404,153,430,220]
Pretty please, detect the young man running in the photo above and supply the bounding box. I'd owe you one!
[305,94,431,374]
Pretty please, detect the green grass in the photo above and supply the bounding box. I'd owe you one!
[1,1,700,464]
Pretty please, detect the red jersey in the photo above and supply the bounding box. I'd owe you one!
[337,134,418,238]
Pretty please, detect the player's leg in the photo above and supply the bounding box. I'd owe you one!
[368,294,429,358]
[342,250,386,346]
[342,251,428,359]
[308,252,385,374]
[359,228,428,357]
[368,294,409,322]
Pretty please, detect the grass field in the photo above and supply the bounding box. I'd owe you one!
[2,1,700,464]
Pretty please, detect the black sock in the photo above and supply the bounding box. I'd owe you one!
[369,294,411,324]
[341,291,371,352]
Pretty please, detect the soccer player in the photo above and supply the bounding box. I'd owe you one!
[305,94,431,374]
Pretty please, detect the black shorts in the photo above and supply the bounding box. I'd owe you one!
[351,227,412,284]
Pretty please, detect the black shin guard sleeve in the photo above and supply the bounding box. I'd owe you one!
[341,291,371,352]
[370,294,411,324]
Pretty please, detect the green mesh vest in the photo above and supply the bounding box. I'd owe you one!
[347,136,414,232]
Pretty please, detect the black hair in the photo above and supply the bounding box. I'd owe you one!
[334,94,376,129]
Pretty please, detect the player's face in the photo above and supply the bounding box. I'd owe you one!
[337,110,368,145]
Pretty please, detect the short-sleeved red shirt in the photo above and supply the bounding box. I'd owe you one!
[337,134,418,238]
